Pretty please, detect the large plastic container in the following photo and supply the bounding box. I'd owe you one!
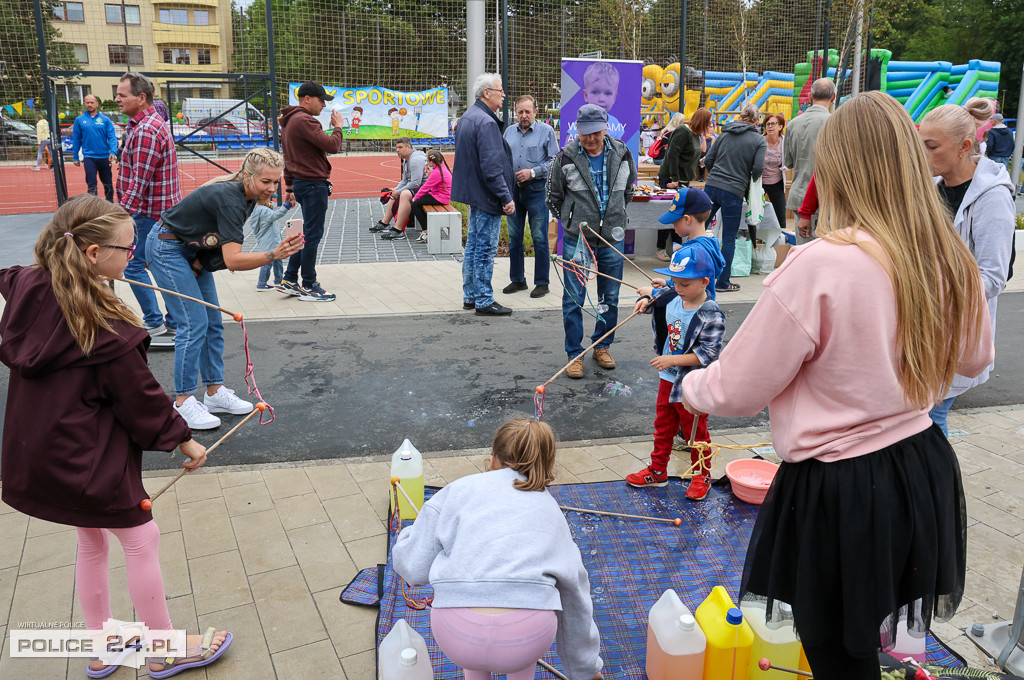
[390,439,424,520]
[646,589,707,680]
[891,617,927,664]
[695,587,753,680]
[741,601,801,680]
[379,619,432,680]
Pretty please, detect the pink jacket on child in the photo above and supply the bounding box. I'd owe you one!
[414,164,452,205]
[682,229,994,463]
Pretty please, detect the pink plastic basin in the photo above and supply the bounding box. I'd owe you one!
[725,459,779,504]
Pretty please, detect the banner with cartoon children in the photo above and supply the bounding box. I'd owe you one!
[288,82,449,139]
[559,59,642,161]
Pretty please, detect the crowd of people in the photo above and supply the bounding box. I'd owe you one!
[0,65,1019,680]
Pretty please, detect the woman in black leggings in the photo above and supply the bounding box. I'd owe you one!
[408,150,453,244]
[759,113,788,240]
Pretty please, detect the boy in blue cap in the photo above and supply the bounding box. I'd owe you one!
[656,187,726,299]
[627,245,726,500]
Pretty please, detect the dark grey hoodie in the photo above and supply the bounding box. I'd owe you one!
[704,120,767,198]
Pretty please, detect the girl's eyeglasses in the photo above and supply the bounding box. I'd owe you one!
[103,244,136,260]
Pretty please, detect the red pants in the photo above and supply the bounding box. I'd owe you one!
[651,378,710,473]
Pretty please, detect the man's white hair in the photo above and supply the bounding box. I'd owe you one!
[473,73,502,100]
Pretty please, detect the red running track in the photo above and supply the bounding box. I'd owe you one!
[0,153,447,215]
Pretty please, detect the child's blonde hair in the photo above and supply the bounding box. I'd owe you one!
[491,419,557,492]
[583,62,620,89]
[33,194,141,354]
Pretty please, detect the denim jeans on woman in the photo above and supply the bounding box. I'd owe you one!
[462,207,502,308]
[124,214,175,330]
[146,226,225,395]
[561,237,623,359]
[705,185,745,289]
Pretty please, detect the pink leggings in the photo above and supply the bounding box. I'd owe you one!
[430,608,558,680]
[75,521,173,632]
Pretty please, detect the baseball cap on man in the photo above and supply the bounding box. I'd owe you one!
[658,187,714,224]
[577,104,608,135]
[992,113,1004,122]
[296,81,334,101]
[652,244,717,281]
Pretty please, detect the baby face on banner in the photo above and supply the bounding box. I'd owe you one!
[582,62,619,113]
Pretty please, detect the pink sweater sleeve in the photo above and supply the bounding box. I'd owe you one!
[414,166,452,203]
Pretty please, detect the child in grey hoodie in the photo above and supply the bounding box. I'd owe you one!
[392,419,603,680]
[248,198,293,291]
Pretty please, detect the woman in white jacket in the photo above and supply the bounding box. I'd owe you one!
[919,103,1016,435]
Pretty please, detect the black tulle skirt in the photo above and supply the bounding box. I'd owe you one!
[740,424,967,657]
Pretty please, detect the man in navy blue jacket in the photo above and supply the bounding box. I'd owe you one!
[71,94,119,201]
[985,114,1015,171]
[452,73,516,316]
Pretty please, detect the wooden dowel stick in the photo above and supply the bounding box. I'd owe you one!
[758,658,813,678]
[581,223,654,283]
[560,505,682,526]
[116,278,242,321]
[551,255,640,291]
[542,311,641,387]
[537,659,569,680]
[391,479,422,514]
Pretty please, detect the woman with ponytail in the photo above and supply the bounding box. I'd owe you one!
[0,194,232,678]
[146,148,303,430]
[408,149,453,243]
[393,419,604,680]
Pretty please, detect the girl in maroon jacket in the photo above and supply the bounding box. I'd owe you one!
[0,195,232,678]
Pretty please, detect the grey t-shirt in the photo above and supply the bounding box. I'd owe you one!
[160,180,255,247]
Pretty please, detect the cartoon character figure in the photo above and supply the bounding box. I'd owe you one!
[349,106,363,136]
[642,64,665,128]
[667,320,683,354]
[661,62,681,114]
[388,107,401,136]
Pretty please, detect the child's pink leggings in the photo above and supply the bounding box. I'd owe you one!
[430,608,558,680]
[75,521,173,631]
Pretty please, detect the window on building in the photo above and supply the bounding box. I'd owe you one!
[53,2,84,22]
[168,88,189,104]
[158,8,189,24]
[108,44,144,66]
[105,4,140,24]
[193,10,209,25]
[162,48,191,65]
[72,44,89,64]
[198,87,216,98]
[197,49,212,65]
[58,85,92,105]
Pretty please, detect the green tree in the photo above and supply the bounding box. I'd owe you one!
[0,0,77,111]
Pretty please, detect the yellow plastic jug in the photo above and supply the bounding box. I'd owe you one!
[694,586,753,680]
[389,439,424,520]
[741,601,801,680]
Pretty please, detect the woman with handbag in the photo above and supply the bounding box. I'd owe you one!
[146,148,303,429]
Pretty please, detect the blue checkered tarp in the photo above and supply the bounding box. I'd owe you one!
[341,479,967,678]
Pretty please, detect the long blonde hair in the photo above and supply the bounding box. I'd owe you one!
[491,419,556,492]
[813,91,985,408]
[33,195,141,354]
[203,147,284,188]
[661,113,686,136]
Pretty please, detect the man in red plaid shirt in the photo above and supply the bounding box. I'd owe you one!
[116,71,180,346]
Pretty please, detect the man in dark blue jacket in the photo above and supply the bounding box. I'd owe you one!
[452,73,516,316]
[985,114,1015,171]
[71,94,119,201]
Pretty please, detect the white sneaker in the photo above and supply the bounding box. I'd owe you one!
[203,386,253,415]
[175,396,221,430]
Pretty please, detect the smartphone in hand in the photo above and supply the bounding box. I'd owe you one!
[285,219,303,240]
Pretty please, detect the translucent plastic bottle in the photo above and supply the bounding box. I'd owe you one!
[741,601,801,680]
[390,439,424,520]
[695,586,753,680]
[891,614,927,664]
[379,619,432,680]
[646,589,707,680]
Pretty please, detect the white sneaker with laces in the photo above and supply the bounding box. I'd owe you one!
[203,386,254,415]
[175,396,221,430]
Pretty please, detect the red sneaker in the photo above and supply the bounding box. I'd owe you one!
[626,466,669,488]
[686,474,711,501]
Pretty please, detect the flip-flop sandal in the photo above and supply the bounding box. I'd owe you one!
[716,283,740,292]
[147,628,233,679]
[86,660,119,678]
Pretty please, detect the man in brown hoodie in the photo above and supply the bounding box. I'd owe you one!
[277,81,344,302]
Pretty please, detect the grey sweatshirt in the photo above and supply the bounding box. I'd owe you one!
[704,120,767,198]
[392,467,603,680]
[938,156,1016,397]
[247,204,290,252]
[394,149,428,195]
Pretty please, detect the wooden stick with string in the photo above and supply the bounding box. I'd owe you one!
[391,478,422,514]
[551,255,640,291]
[537,310,641,390]
[116,278,243,322]
[537,659,569,680]
[560,505,682,526]
[580,222,654,283]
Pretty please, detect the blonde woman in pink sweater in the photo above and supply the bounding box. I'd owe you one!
[680,92,993,679]
[409,149,453,244]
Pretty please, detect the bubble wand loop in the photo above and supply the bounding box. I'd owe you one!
[140,403,266,509]
[115,278,243,322]
[551,255,640,291]
[581,222,654,283]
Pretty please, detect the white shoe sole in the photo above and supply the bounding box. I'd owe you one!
[176,411,220,430]
[204,401,253,415]
[149,336,176,348]
[298,294,337,302]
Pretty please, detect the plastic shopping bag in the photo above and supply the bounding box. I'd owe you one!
[731,236,752,277]
[745,177,764,226]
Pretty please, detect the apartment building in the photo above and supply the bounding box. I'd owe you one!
[51,0,233,103]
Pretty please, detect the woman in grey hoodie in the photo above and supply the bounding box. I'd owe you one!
[703,104,767,292]
[919,104,1016,435]
[393,419,603,680]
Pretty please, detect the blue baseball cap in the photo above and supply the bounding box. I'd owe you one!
[658,187,714,224]
[652,244,717,281]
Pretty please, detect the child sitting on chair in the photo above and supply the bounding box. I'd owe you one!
[392,419,603,680]
[627,244,726,501]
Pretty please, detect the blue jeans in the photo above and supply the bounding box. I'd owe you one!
[123,214,175,329]
[929,397,957,437]
[507,183,550,286]
[83,156,114,201]
[562,237,624,358]
[989,156,1010,171]
[462,207,502,308]
[36,140,51,166]
[285,179,328,288]
[146,227,226,396]
[258,261,283,287]
[705,185,745,289]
